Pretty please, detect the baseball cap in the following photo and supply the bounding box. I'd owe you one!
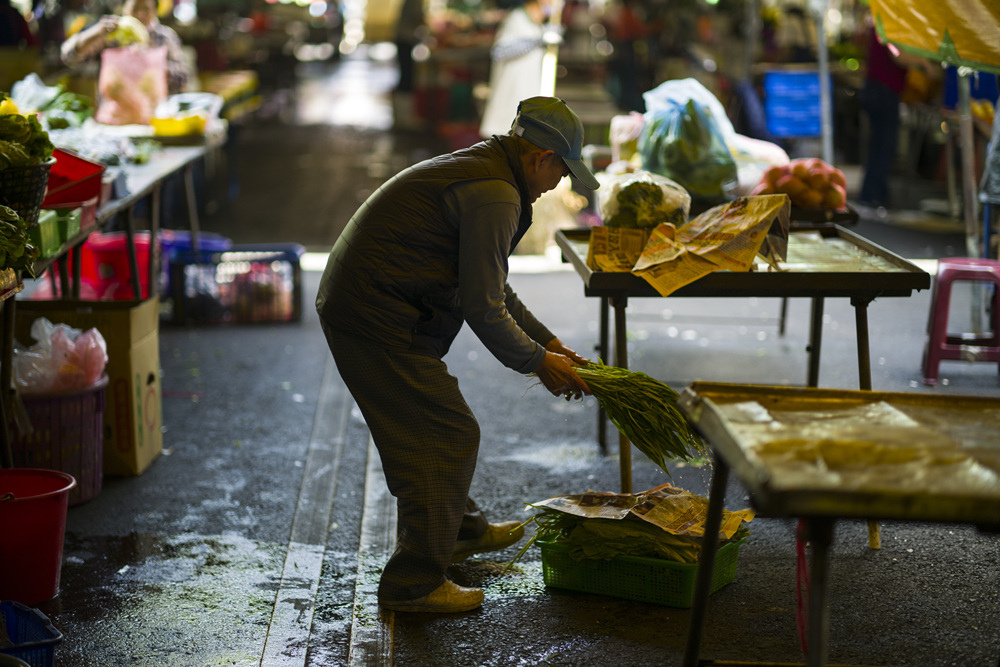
[511,96,600,190]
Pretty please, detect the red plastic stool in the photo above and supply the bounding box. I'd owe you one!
[922,257,1000,385]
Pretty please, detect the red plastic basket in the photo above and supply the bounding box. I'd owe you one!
[41,149,106,208]
[9,375,109,506]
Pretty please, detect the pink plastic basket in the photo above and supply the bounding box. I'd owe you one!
[9,375,109,506]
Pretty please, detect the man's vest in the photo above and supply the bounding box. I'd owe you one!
[316,136,532,358]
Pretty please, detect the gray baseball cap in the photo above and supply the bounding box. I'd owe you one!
[511,96,600,190]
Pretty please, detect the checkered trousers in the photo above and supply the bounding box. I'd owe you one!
[322,325,488,601]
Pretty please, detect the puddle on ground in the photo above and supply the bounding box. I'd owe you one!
[37,531,286,666]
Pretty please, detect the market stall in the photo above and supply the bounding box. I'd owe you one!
[556,225,929,492]
[678,382,1000,667]
[0,73,228,486]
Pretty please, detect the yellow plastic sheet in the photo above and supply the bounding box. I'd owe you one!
[868,0,1000,74]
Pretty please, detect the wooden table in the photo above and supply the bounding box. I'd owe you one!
[677,382,1000,667]
[554,226,931,492]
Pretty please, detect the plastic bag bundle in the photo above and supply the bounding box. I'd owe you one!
[597,170,691,229]
[13,318,108,394]
[96,46,168,126]
[638,79,738,205]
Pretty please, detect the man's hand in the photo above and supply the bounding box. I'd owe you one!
[536,338,591,400]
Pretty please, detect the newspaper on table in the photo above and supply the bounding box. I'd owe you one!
[585,224,650,273]
[530,483,754,541]
[587,194,791,298]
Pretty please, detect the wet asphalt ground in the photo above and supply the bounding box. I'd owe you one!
[18,55,1000,666]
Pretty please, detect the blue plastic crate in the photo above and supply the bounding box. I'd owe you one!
[0,601,62,667]
[167,243,305,325]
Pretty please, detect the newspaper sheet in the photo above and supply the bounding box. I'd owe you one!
[586,226,651,273]
[530,483,755,540]
[587,194,791,298]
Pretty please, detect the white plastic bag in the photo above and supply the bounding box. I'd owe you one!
[597,170,691,229]
[642,78,737,143]
[13,318,108,394]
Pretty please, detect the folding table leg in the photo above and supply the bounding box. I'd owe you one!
[597,297,609,454]
[851,295,874,391]
[807,297,825,387]
[850,295,881,548]
[184,164,201,251]
[125,206,143,300]
[804,518,835,667]
[611,293,631,493]
[681,451,730,667]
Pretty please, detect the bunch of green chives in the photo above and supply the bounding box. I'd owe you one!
[575,362,707,474]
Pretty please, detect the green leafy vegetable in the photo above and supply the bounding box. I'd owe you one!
[638,99,738,204]
[0,205,40,277]
[605,179,688,229]
[506,490,750,569]
[0,139,31,170]
[575,361,707,474]
[0,111,54,169]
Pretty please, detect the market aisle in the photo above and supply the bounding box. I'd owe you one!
[199,54,447,253]
[24,53,1000,667]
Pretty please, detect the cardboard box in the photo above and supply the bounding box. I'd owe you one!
[15,297,162,476]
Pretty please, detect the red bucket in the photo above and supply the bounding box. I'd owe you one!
[0,469,76,605]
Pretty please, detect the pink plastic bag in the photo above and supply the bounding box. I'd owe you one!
[13,318,108,394]
[96,45,168,125]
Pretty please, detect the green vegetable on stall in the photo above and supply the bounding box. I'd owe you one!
[0,205,39,277]
[41,90,95,130]
[513,507,750,565]
[638,99,738,204]
[0,111,55,169]
[605,179,688,229]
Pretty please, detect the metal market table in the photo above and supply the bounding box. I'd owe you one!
[676,382,1000,667]
[0,141,218,469]
[554,226,931,492]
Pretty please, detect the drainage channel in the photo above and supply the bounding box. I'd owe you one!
[347,437,397,667]
[261,357,352,665]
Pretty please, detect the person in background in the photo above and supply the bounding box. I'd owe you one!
[779,5,815,63]
[394,0,424,95]
[602,0,655,112]
[317,96,596,613]
[0,0,37,47]
[479,0,554,138]
[60,0,190,95]
[858,17,935,210]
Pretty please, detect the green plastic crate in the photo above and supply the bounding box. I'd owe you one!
[538,537,744,607]
[55,206,81,244]
[29,209,61,259]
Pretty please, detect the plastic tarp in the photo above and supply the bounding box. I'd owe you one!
[867,0,1000,75]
